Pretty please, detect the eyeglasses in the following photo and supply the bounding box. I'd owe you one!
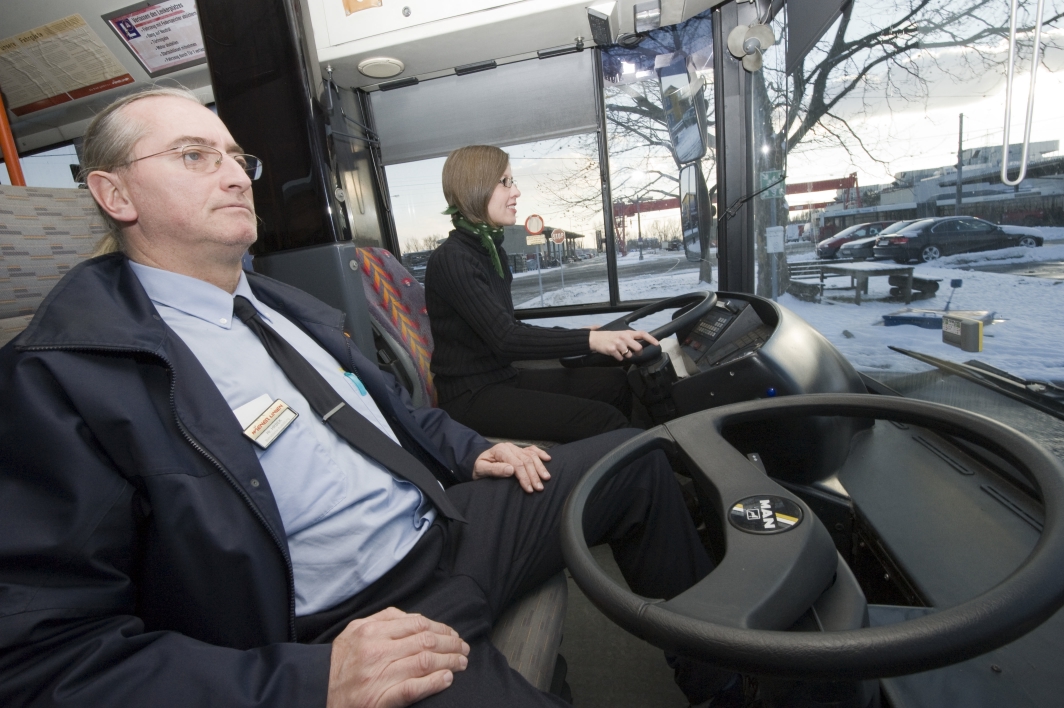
[124,144,263,180]
[499,176,517,189]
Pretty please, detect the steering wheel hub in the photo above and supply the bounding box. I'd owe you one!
[729,496,804,535]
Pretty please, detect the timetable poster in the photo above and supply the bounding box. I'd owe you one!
[0,15,134,116]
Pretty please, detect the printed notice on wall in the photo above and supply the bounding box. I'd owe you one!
[104,1,207,77]
[0,15,135,117]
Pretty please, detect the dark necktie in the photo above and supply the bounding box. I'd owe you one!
[232,296,464,522]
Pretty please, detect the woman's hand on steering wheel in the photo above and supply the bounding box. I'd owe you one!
[588,329,659,361]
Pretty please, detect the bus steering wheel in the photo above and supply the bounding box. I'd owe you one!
[560,394,1064,680]
[560,291,716,368]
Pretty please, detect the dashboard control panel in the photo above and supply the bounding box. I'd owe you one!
[681,298,773,372]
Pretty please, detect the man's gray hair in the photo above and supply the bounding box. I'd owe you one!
[81,86,203,255]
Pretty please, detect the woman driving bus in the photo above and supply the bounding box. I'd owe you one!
[424,145,657,443]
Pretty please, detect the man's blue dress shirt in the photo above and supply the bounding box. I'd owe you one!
[130,262,435,616]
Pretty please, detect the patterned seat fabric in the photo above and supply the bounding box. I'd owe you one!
[355,246,568,694]
[0,185,104,347]
[355,247,437,407]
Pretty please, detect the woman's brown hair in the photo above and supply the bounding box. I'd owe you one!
[441,145,510,225]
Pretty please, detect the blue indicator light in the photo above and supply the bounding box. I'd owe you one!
[766,388,777,397]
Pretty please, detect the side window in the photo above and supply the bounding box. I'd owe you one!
[931,221,956,234]
[0,143,80,188]
[854,228,868,237]
[386,134,607,307]
[602,11,716,300]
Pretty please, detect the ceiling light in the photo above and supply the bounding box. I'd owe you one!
[357,57,405,79]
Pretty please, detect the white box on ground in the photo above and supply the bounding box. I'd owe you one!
[942,315,983,352]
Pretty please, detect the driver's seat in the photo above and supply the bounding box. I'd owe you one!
[353,246,569,694]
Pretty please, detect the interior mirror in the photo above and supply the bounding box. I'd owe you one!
[680,163,713,263]
[656,52,708,164]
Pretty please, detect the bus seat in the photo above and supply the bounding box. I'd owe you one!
[0,185,104,348]
[489,571,569,692]
[352,247,555,446]
[354,247,568,693]
[354,247,437,408]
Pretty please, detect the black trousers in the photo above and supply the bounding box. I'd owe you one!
[439,367,632,443]
[295,429,723,706]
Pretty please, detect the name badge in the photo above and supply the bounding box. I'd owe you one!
[242,399,298,449]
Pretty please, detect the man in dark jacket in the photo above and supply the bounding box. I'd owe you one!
[0,88,721,707]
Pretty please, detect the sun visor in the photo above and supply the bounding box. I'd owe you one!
[786,0,850,74]
[369,51,597,165]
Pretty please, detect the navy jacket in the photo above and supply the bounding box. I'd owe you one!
[0,254,492,707]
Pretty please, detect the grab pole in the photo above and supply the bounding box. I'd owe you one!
[0,91,26,186]
[1000,0,1047,187]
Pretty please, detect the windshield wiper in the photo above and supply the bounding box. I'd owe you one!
[889,347,1064,422]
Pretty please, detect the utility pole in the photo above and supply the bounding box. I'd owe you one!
[636,193,644,261]
[956,113,964,212]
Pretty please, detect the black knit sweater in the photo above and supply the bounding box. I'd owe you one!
[425,228,591,403]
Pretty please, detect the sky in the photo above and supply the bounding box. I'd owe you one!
[781,2,1064,206]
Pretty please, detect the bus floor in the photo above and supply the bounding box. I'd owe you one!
[561,544,689,706]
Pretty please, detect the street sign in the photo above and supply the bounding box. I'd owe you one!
[525,214,544,235]
[526,234,546,245]
[551,228,566,244]
[765,226,785,253]
[759,169,785,200]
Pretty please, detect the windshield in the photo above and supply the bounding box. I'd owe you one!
[823,224,863,241]
[751,0,1064,437]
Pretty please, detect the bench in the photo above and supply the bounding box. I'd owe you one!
[819,262,915,305]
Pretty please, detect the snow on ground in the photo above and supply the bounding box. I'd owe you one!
[515,259,704,309]
[1002,225,1064,239]
[524,240,1064,383]
[935,241,1064,268]
[512,249,690,279]
[776,242,1064,383]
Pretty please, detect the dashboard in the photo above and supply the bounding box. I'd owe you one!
[680,297,774,372]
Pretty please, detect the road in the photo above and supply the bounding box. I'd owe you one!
[511,253,700,305]
[966,260,1064,280]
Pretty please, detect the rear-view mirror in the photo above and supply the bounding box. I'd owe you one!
[656,52,708,164]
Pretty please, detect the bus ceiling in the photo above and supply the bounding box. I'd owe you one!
[0,0,855,152]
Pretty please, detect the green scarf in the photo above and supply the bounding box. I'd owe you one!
[443,205,505,278]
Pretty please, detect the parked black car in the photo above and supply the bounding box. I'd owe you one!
[837,219,921,260]
[816,220,895,259]
[872,216,1043,263]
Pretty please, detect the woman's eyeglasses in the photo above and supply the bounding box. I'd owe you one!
[499,176,517,189]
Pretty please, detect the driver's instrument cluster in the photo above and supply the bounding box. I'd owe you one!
[680,298,773,372]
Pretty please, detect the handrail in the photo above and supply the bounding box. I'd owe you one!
[0,92,26,187]
[1000,0,1047,187]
